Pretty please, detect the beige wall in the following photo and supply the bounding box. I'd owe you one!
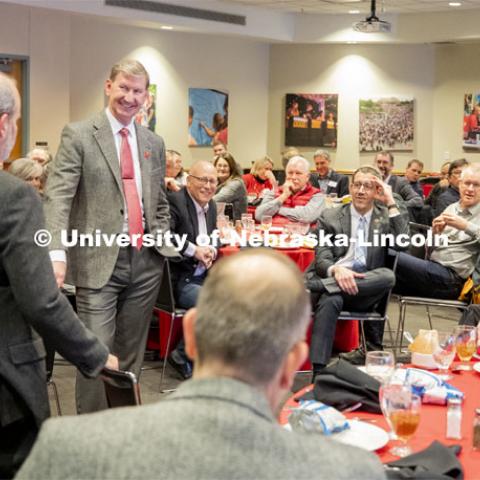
[268,43,436,171]
[0,2,70,154]
[69,16,270,168]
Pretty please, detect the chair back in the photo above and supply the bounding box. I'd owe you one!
[408,222,431,259]
[102,368,141,407]
[155,260,176,314]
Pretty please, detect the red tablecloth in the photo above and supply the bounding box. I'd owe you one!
[279,363,480,479]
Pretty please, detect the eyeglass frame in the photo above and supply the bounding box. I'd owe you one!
[189,174,219,187]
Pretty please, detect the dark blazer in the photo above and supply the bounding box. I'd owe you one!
[434,186,460,217]
[311,202,409,278]
[388,175,423,209]
[310,170,349,197]
[168,189,217,286]
[0,173,108,428]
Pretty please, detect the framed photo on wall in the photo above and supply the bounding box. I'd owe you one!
[285,93,338,148]
[359,95,414,152]
[463,93,480,149]
[188,88,229,147]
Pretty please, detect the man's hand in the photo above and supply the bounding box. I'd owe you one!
[165,177,181,192]
[332,266,365,295]
[432,214,447,234]
[194,246,214,269]
[278,181,294,202]
[52,261,67,288]
[371,176,395,206]
[105,354,119,370]
[441,213,468,231]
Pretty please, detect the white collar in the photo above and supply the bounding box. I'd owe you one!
[351,205,373,223]
[105,108,136,136]
[187,190,209,215]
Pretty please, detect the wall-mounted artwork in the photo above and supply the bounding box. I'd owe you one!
[188,88,228,147]
[135,85,156,132]
[359,96,414,152]
[463,93,480,149]
[285,93,338,148]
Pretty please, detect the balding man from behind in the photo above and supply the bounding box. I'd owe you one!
[17,249,385,480]
[256,155,325,226]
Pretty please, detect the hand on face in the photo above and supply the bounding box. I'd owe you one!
[371,176,394,205]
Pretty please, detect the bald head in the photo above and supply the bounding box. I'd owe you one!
[186,160,218,206]
[194,249,310,386]
[0,73,20,162]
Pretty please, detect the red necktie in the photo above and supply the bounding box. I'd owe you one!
[119,128,143,249]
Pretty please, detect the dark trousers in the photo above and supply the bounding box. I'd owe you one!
[75,247,164,414]
[310,268,395,365]
[394,252,464,299]
[0,416,37,479]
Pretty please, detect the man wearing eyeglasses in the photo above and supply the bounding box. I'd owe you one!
[395,163,480,301]
[166,160,219,379]
[306,166,409,372]
[434,158,469,217]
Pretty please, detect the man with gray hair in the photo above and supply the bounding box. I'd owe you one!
[310,149,349,197]
[0,74,117,478]
[17,249,385,480]
[44,59,178,413]
[256,155,325,225]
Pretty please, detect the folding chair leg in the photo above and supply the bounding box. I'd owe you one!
[160,312,177,393]
[359,321,367,354]
[426,306,433,330]
[395,301,407,355]
[48,379,62,416]
[385,316,395,351]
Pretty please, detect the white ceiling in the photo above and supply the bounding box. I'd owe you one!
[219,0,480,14]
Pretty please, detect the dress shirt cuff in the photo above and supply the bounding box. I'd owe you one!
[49,250,67,263]
[327,265,335,277]
[209,246,218,260]
[184,242,196,258]
[388,210,400,218]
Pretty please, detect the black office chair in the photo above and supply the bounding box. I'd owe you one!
[153,260,186,392]
[102,368,141,407]
[337,250,399,353]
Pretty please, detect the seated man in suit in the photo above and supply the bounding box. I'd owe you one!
[309,149,349,198]
[306,166,409,373]
[404,159,424,198]
[395,163,480,300]
[255,155,325,226]
[434,158,469,217]
[167,160,218,379]
[17,249,385,480]
[375,151,423,210]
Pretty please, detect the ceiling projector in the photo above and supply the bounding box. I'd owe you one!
[353,0,391,33]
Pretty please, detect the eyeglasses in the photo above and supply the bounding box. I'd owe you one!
[189,175,218,187]
[351,182,375,191]
[450,170,463,177]
[461,180,480,190]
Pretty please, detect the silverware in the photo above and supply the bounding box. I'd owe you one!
[341,402,362,413]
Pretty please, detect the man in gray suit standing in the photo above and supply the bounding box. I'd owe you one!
[17,249,385,480]
[44,59,177,413]
[0,74,117,478]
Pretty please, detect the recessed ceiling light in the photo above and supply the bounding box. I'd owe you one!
[161,25,173,30]
[349,10,360,14]
[449,2,462,6]
[347,41,358,44]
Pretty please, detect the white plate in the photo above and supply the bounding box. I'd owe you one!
[473,362,480,374]
[332,420,389,451]
[284,420,388,451]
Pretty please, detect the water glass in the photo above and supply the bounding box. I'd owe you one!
[432,331,456,380]
[365,351,395,384]
[241,213,253,230]
[454,325,477,370]
[261,215,272,232]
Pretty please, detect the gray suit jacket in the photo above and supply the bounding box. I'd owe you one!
[17,377,385,480]
[0,173,107,428]
[44,110,177,289]
[312,202,409,278]
[388,175,423,209]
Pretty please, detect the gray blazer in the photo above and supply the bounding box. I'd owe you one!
[44,110,178,289]
[17,377,385,480]
[388,175,423,209]
[213,177,247,220]
[312,202,409,277]
[0,173,107,428]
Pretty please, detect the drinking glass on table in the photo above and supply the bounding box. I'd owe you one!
[241,213,253,230]
[365,351,395,384]
[245,218,255,233]
[382,385,421,457]
[432,331,456,380]
[454,325,477,370]
[261,215,272,232]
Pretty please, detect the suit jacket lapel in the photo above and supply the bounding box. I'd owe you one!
[185,191,200,239]
[340,205,351,237]
[93,112,123,194]
[136,124,152,219]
